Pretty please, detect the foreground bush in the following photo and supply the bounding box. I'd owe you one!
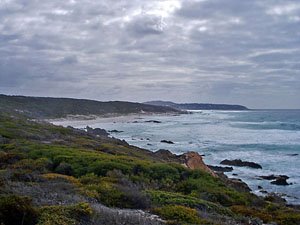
[37,202,92,225]
[0,195,38,225]
[153,205,204,224]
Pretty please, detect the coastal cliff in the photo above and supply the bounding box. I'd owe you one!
[0,99,299,225]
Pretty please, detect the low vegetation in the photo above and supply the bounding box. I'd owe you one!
[0,111,299,224]
[0,94,179,119]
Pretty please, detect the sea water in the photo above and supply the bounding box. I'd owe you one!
[53,110,300,204]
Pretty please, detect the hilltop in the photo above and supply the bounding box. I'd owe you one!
[0,94,180,119]
[145,101,249,110]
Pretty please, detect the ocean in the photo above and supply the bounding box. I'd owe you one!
[52,109,300,204]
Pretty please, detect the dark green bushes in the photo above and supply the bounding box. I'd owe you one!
[176,177,250,206]
[153,205,205,224]
[0,195,38,225]
[37,202,92,225]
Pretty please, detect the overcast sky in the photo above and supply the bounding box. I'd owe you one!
[0,0,300,108]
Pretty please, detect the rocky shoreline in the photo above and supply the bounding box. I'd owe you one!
[66,124,298,206]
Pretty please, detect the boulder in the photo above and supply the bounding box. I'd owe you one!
[86,126,108,136]
[259,174,290,186]
[271,177,290,186]
[154,149,177,161]
[220,159,262,169]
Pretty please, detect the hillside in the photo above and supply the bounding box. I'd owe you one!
[0,109,299,224]
[145,101,249,110]
[0,95,180,119]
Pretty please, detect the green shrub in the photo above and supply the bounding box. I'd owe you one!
[0,151,23,169]
[90,161,131,176]
[153,205,203,224]
[148,190,233,216]
[231,205,300,225]
[177,178,249,206]
[149,163,180,181]
[54,162,74,176]
[0,195,38,225]
[37,202,92,225]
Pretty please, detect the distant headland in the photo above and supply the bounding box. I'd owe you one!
[144,100,249,110]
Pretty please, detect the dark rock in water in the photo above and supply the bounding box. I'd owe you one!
[260,190,268,194]
[220,159,262,169]
[232,173,238,176]
[208,165,233,172]
[259,174,290,186]
[259,175,278,180]
[259,174,289,180]
[147,143,152,146]
[286,153,299,156]
[109,129,123,133]
[160,140,174,144]
[86,126,108,136]
[144,120,162,123]
[258,186,263,189]
[271,177,290,186]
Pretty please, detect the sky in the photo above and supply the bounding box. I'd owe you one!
[0,0,300,109]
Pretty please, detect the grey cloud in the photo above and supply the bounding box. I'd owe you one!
[0,0,299,108]
[126,15,164,37]
[60,55,78,64]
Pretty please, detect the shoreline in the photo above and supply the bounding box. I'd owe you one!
[48,112,182,125]
[48,111,300,205]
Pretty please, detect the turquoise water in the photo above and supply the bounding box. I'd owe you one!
[54,110,300,204]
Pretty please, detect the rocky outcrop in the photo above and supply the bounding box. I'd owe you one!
[220,159,262,169]
[179,152,216,177]
[154,149,178,162]
[154,150,216,177]
[217,173,251,192]
[208,165,233,172]
[86,126,108,136]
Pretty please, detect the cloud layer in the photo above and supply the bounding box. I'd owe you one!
[1,0,299,108]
